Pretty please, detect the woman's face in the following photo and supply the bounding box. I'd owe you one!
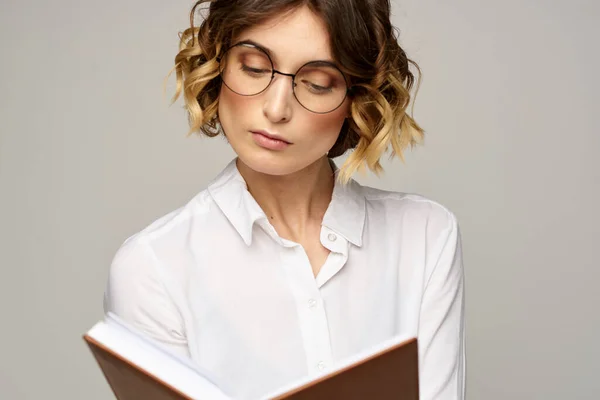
[217,5,350,176]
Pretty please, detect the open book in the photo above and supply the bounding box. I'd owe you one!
[83,313,419,399]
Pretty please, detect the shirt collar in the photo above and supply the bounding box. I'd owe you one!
[322,159,365,247]
[207,158,366,247]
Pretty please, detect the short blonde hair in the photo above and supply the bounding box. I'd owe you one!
[167,0,424,183]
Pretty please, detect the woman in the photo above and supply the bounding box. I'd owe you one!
[104,1,465,399]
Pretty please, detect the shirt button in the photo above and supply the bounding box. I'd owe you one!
[327,233,337,242]
[317,361,326,371]
[308,299,317,308]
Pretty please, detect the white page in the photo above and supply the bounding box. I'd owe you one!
[87,312,232,400]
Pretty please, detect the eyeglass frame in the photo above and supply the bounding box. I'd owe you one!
[216,41,354,114]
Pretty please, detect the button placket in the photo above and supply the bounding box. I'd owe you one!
[280,246,334,376]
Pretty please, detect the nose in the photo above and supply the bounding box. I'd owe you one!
[262,74,294,123]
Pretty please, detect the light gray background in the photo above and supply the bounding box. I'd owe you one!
[1,0,598,399]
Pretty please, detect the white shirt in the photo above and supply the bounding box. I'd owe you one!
[104,158,465,400]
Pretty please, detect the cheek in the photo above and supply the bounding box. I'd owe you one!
[218,87,269,137]
[218,87,245,134]
[304,102,349,143]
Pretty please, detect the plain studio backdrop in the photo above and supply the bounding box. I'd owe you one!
[1,0,598,399]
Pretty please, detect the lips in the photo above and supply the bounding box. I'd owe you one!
[250,130,292,151]
[251,130,291,144]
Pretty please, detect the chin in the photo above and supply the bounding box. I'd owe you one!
[235,147,322,177]
[238,151,298,176]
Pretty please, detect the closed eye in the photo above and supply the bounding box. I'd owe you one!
[241,64,270,76]
[302,80,333,94]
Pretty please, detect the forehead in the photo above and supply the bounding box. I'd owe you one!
[233,6,334,67]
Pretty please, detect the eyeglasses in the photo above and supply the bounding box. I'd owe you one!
[217,42,352,114]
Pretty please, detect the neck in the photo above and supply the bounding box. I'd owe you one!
[236,157,335,239]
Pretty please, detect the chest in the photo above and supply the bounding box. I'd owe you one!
[179,232,429,400]
[298,237,330,278]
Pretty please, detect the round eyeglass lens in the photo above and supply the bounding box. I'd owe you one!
[293,62,348,113]
[219,44,273,96]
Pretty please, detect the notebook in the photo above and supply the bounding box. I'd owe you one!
[83,312,419,399]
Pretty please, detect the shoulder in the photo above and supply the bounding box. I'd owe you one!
[353,182,460,261]
[104,188,218,317]
[359,184,458,233]
[103,194,216,351]
[108,188,215,274]
[356,184,462,281]
[124,188,215,243]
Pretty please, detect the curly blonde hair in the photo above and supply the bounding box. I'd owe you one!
[167,0,424,183]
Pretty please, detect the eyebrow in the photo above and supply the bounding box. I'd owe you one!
[235,39,339,68]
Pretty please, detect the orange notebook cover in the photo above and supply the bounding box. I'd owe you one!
[84,313,419,400]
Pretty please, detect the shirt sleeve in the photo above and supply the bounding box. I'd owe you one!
[103,238,190,358]
[418,212,466,400]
